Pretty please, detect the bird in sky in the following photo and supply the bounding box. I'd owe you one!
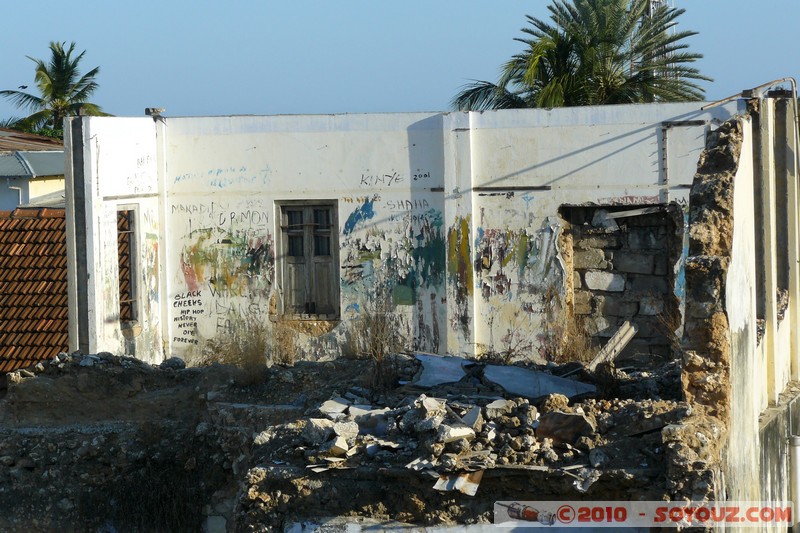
[17,85,27,89]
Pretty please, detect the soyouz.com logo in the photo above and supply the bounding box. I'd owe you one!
[494,501,792,528]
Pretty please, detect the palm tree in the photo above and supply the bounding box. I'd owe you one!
[1,41,107,135]
[452,0,710,110]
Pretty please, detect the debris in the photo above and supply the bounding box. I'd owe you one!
[590,209,619,230]
[536,411,596,445]
[605,206,664,219]
[483,365,595,399]
[485,422,498,442]
[348,405,390,436]
[573,467,602,493]
[432,470,484,496]
[461,406,484,431]
[421,396,444,415]
[302,419,335,446]
[413,354,467,387]
[540,394,570,414]
[587,321,639,372]
[159,356,186,370]
[332,421,359,443]
[588,448,609,468]
[437,425,475,443]
[374,438,401,450]
[319,437,349,457]
[319,397,350,419]
[484,399,512,419]
[405,457,436,471]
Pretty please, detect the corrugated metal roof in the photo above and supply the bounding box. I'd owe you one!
[21,189,66,208]
[0,128,63,151]
[0,151,64,178]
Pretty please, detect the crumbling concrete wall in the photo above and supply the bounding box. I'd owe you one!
[680,94,800,510]
[66,103,743,366]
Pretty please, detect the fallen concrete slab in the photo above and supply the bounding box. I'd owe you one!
[413,354,467,387]
[483,365,595,399]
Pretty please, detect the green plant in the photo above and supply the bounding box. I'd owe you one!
[1,41,109,135]
[453,0,710,110]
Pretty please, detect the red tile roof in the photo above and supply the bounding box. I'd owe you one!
[0,208,67,373]
[0,128,63,152]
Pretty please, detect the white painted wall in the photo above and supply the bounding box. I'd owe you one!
[67,102,745,363]
[65,118,161,362]
[725,117,761,501]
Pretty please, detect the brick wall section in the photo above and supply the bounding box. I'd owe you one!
[0,208,68,373]
[563,206,681,364]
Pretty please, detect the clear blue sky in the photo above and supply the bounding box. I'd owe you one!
[1,1,798,119]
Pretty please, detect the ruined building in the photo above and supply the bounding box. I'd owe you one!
[33,85,799,528]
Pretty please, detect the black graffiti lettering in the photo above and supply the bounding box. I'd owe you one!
[359,171,404,187]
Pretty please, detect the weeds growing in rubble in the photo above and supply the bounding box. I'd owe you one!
[200,311,270,385]
[271,320,299,366]
[344,279,406,395]
[475,312,535,365]
[199,310,298,385]
[655,296,684,359]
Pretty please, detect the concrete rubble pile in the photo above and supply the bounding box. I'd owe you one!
[250,389,691,485]
[0,350,722,531]
[239,352,711,529]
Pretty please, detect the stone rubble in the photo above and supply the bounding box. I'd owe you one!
[0,350,717,531]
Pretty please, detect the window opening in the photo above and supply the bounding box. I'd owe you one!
[279,202,339,319]
[117,208,138,322]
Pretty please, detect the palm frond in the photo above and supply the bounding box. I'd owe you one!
[451,0,709,110]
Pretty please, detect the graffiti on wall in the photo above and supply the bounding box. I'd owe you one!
[474,217,563,300]
[447,215,473,339]
[173,165,272,189]
[340,194,445,353]
[172,291,202,346]
[471,215,566,361]
[180,231,274,298]
[171,197,275,348]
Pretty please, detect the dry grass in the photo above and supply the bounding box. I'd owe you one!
[655,295,684,359]
[475,312,534,365]
[539,285,597,364]
[345,280,406,394]
[199,311,272,386]
[271,320,299,366]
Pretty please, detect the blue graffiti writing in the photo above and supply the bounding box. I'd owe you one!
[343,198,376,234]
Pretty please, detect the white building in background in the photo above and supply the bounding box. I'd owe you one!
[0,150,64,210]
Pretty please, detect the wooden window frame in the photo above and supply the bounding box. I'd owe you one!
[275,201,340,320]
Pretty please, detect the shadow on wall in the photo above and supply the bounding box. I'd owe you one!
[405,114,446,354]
